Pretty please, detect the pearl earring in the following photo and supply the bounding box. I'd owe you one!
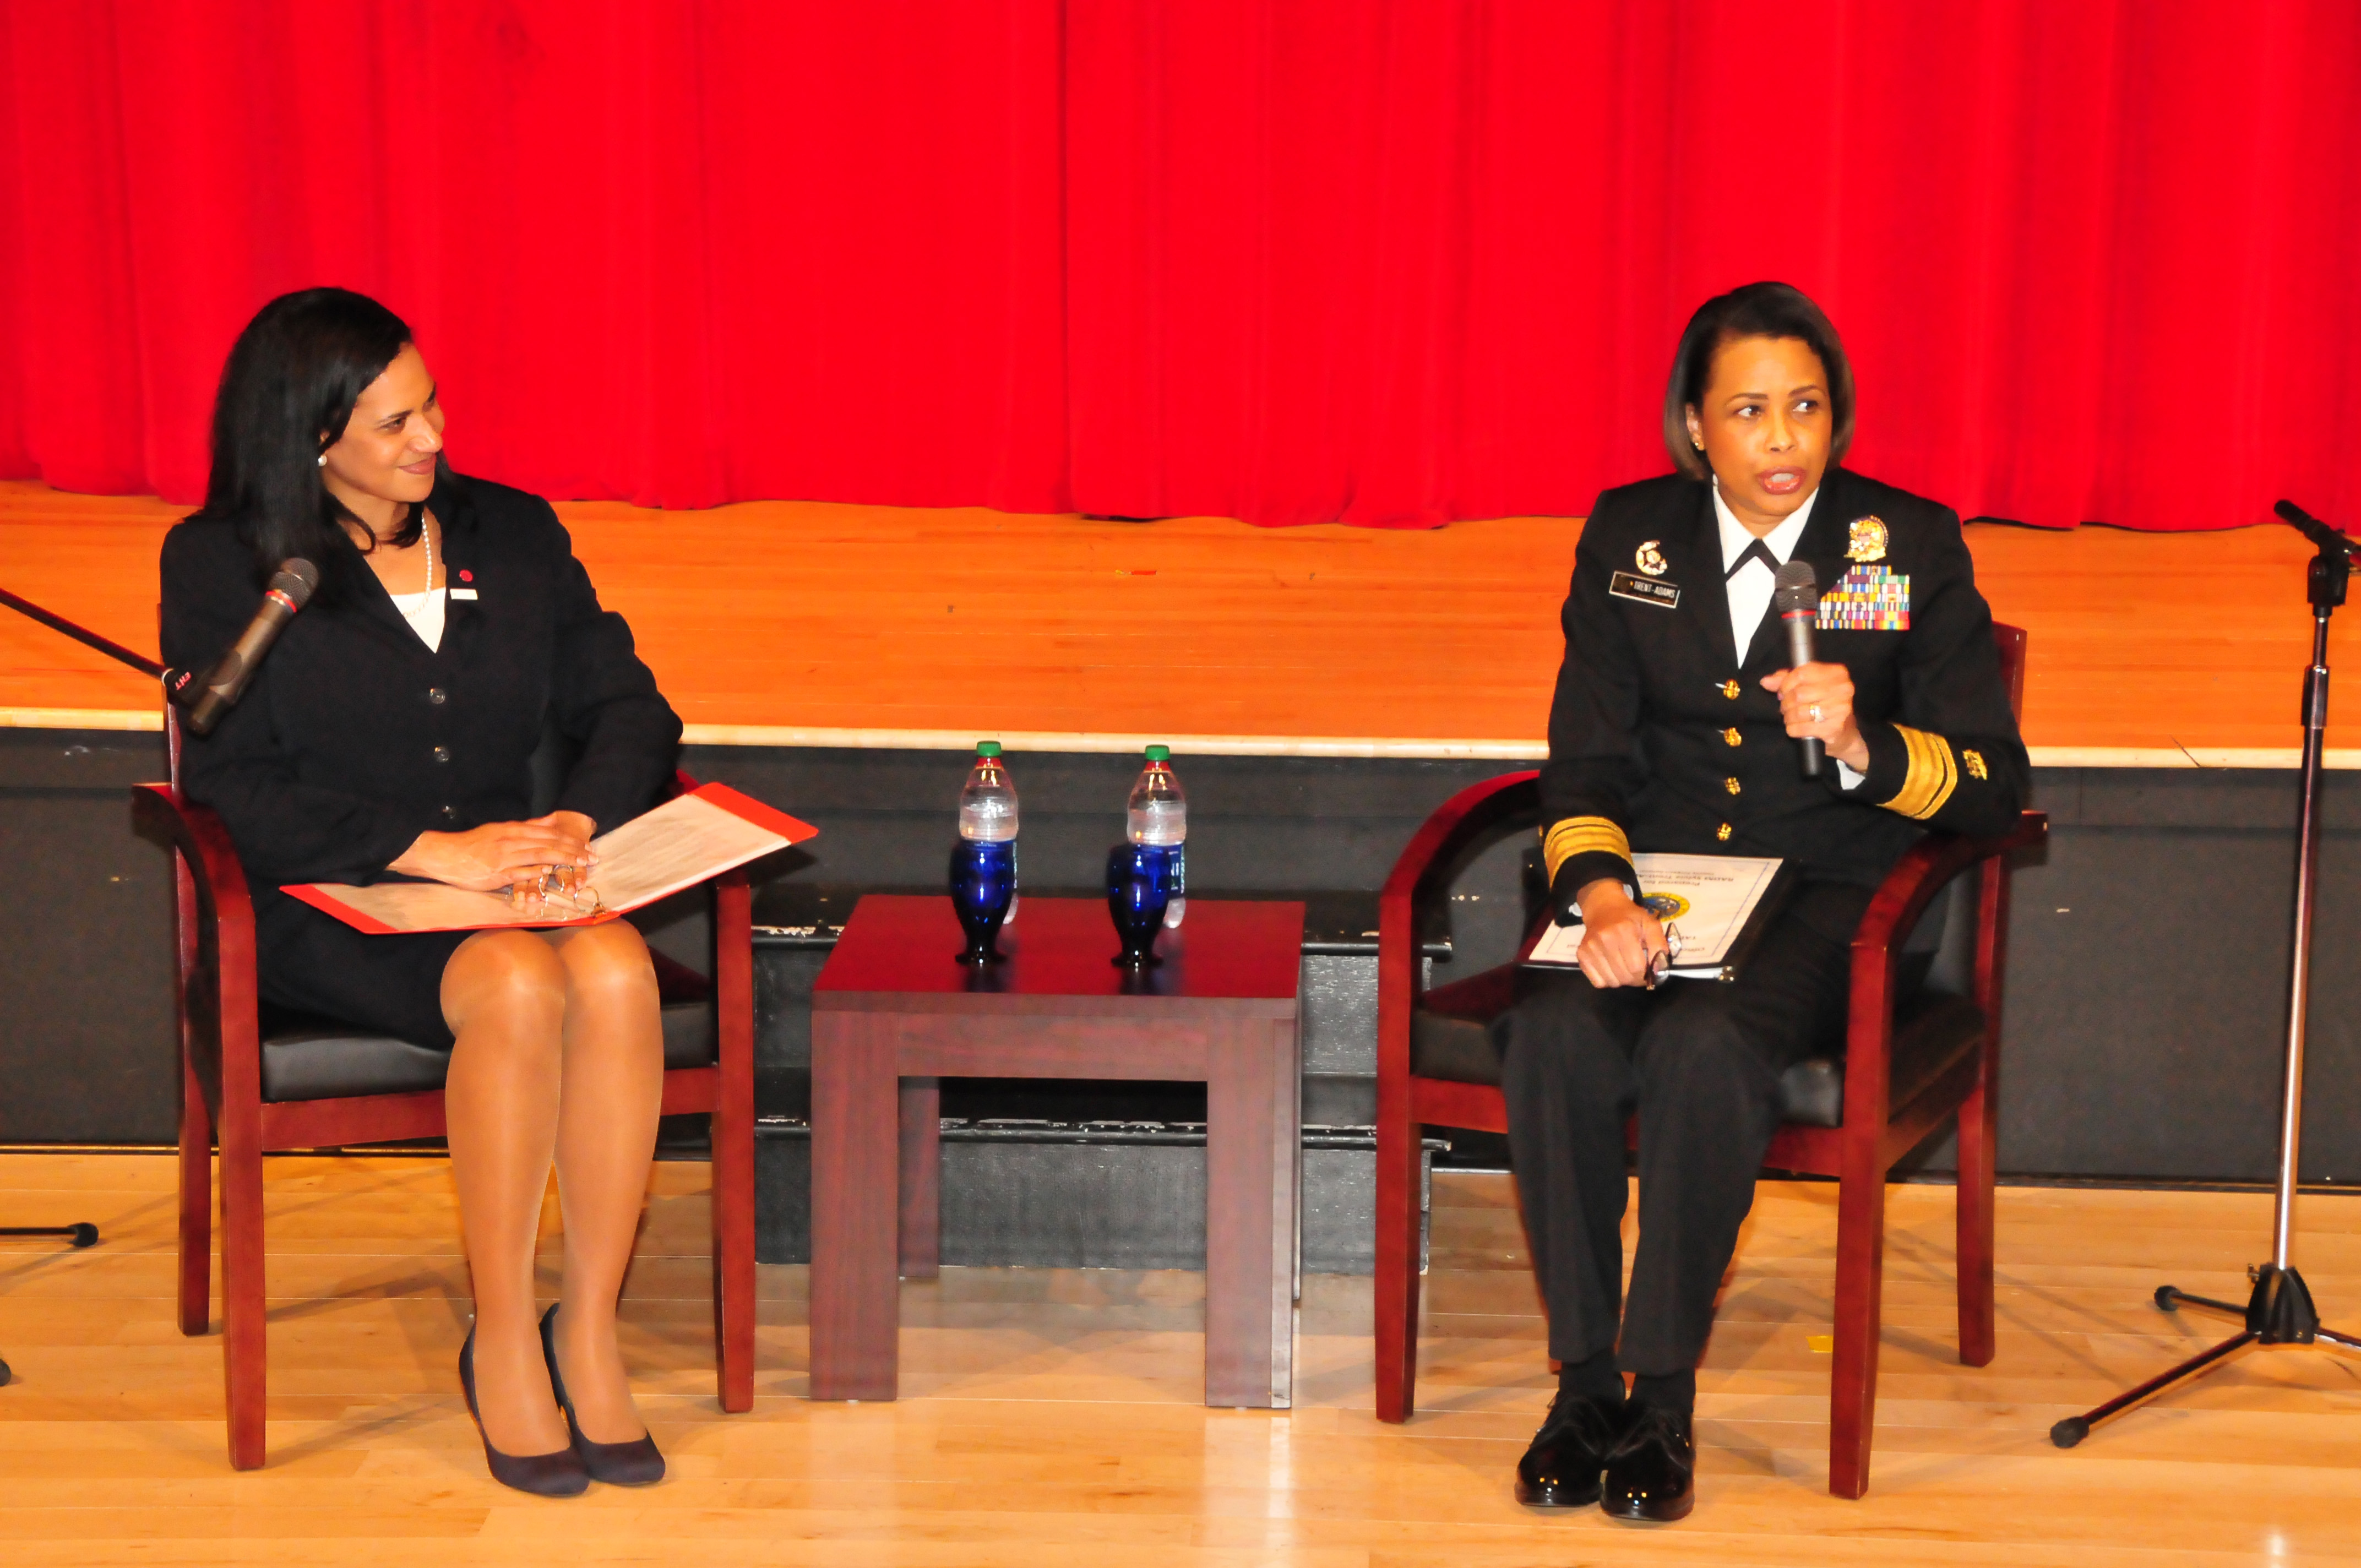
[317,453,327,467]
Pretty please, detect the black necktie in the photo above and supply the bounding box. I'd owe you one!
[1727,538,1778,580]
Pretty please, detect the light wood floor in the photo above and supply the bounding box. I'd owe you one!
[2,479,2355,756]
[2,1153,2358,1562]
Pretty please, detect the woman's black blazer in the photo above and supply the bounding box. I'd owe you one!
[159,472,683,896]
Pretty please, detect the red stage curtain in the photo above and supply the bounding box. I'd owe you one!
[2,1,2355,530]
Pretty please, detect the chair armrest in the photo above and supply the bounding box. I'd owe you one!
[1378,771,1540,1086]
[132,784,258,955]
[1838,808,2047,1144]
[132,783,263,1102]
[1850,809,2048,965]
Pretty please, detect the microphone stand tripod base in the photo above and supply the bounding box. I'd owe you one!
[2048,1267,2359,1449]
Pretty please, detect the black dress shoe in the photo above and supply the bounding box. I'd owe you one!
[541,1305,666,1487]
[1514,1391,1625,1509]
[458,1326,590,1497]
[1600,1402,1695,1522]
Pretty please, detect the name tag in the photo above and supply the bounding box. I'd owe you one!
[1816,565,1907,630]
[1609,570,1680,609]
[450,587,479,601]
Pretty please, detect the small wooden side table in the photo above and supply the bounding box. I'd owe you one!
[808,895,1305,1408]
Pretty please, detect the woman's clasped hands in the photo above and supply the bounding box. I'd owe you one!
[390,810,600,901]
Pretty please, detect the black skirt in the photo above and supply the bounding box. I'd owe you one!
[255,889,474,1051]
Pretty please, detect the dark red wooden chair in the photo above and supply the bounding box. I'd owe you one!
[132,715,758,1470]
[1373,624,2046,1499]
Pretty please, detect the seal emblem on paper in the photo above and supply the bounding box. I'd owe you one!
[1635,539,1669,577]
[1846,516,1889,563]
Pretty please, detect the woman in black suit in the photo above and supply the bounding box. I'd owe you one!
[1503,283,2028,1521]
[162,288,682,1496]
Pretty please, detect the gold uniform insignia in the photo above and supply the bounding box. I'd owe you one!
[1635,539,1668,577]
[1846,515,1889,562]
[1964,749,1988,781]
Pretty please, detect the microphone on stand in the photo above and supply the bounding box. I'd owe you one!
[2276,499,2358,557]
[1772,559,1823,778]
[178,560,319,736]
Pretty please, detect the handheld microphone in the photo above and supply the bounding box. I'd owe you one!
[1772,559,1823,778]
[179,559,319,736]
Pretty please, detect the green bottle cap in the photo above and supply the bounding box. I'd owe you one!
[976,741,1002,757]
[1145,744,1171,761]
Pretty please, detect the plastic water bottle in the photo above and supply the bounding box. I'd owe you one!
[950,742,1018,963]
[1127,744,1186,928]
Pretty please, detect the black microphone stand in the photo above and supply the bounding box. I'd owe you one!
[0,588,149,1389]
[2052,499,2361,1449]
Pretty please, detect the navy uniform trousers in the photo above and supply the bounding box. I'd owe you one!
[1500,883,1868,1376]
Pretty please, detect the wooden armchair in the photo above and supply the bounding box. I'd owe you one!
[132,717,757,1470]
[1372,624,2046,1499]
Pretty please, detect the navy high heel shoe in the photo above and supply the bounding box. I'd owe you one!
[541,1304,666,1487]
[458,1326,589,1497]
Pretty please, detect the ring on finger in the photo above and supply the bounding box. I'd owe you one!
[1810,703,1824,722]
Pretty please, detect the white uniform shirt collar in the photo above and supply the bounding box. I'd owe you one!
[1712,478,1819,573]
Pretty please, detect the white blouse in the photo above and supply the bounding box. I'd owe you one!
[387,586,447,652]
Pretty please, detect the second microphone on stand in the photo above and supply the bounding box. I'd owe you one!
[175,559,319,736]
[1772,559,1823,779]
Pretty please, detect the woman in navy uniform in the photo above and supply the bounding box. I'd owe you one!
[1504,282,2028,1521]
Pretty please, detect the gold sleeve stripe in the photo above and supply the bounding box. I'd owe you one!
[1541,816,1633,883]
[1886,725,1960,821]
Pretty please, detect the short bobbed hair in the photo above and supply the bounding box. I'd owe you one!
[194,286,438,589]
[1662,281,1854,482]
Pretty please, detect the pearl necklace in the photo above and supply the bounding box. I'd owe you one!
[421,509,434,592]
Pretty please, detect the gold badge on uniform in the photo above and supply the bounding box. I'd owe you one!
[1963,749,1988,781]
[1635,540,1668,577]
[1846,516,1888,562]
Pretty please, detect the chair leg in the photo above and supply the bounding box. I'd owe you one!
[710,871,757,1414]
[1827,1169,1887,1499]
[1373,1111,1423,1424]
[710,1103,756,1414]
[1955,1058,1999,1368]
[177,1055,213,1337]
[218,1119,266,1470]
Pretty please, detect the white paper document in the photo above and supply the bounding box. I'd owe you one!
[1525,852,1785,981]
[285,783,816,934]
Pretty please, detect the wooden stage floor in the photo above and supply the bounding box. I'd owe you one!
[2,1151,2358,1563]
[2,480,2356,765]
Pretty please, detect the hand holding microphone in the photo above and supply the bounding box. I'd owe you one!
[1759,559,1869,775]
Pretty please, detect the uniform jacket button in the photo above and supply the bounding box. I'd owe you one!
[433,745,452,763]
[440,804,459,822]
[1723,727,1742,746]
[1724,776,1742,795]
[1716,823,1733,842]
[427,687,448,706]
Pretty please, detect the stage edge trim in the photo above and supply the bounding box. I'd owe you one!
[3,707,2354,769]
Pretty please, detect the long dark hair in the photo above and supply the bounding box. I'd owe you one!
[1662,281,1856,482]
[195,287,438,587]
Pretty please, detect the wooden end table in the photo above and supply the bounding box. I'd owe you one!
[808,894,1305,1408]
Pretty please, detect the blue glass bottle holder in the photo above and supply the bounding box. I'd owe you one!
[1105,841,1179,968]
[949,838,1016,965]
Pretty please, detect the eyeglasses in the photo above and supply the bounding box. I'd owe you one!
[509,864,604,917]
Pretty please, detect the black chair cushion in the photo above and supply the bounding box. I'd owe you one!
[258,954,717,1104]
[1407,965,1986,1130]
